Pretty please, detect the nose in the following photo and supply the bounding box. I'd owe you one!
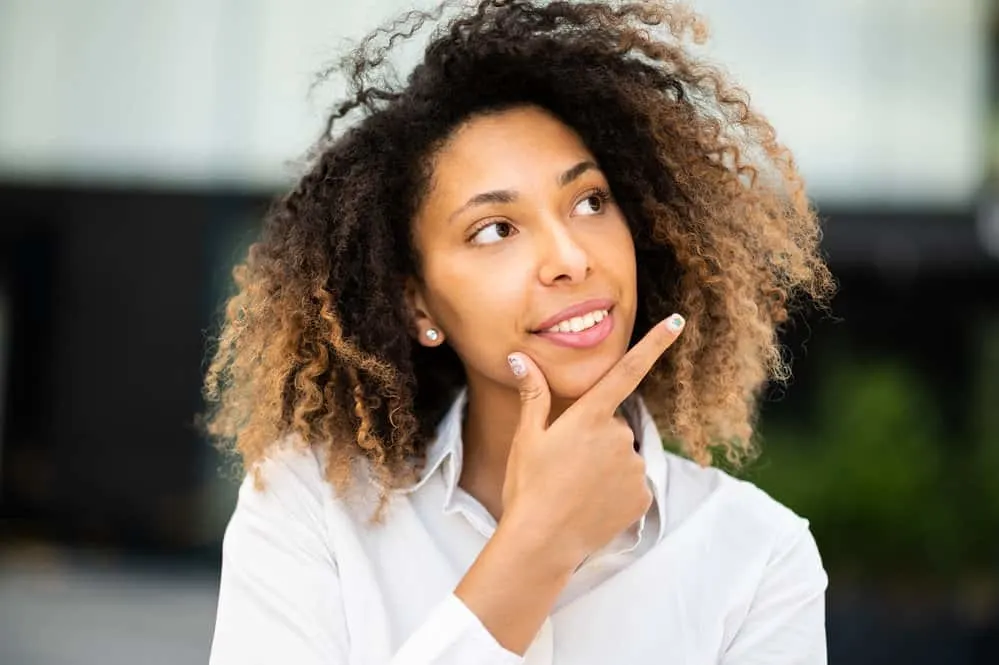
[536,221,590,285]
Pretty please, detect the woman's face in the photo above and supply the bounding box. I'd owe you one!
[409,105,638,401]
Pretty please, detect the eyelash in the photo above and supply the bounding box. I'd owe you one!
[581,187,612,213]
[465,187,613,244]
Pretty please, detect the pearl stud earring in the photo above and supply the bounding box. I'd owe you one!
[425,328,440,342]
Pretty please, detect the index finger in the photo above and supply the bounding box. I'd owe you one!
[574,313,685,416]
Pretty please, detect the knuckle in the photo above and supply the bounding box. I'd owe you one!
[618,354,646,382]
[639,486,654,511]
[611,419,634,444]
[520,383,544,402]
[602,418,635,449]
[627,485,653,520]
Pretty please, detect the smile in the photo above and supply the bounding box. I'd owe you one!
[543,308,609,333]
[533,306,615,350]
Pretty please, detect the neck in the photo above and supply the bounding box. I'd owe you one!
[458,374,573,521]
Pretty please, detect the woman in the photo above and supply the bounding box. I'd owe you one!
[205,1,835,663]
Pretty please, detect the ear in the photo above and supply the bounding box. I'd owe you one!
[404,276,446,347]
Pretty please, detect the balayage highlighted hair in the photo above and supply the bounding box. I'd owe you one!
[202,0,834,517]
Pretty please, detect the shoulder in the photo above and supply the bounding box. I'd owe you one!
[660,451,827,619]
[224,441,338,548]
[241,439,329,507]
[228,440,383,541]
[661,451,817,560]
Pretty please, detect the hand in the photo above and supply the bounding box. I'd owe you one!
[500,313,686,572]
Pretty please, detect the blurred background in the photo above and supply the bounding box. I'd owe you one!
[0,0,997,663]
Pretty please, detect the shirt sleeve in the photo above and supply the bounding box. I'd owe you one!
[721,521,829,665]
[208,454,524,665]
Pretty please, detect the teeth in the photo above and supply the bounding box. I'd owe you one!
[545,309,609,334]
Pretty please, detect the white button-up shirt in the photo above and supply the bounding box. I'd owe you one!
[210,389,828,664]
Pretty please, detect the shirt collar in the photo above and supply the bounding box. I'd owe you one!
[398,387,468,497]
[621,394,670,544]
[398,387,669,545]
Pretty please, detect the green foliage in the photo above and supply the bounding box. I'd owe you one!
[743,322,999,582]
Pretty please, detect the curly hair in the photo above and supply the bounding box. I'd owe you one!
[202,0,834,517]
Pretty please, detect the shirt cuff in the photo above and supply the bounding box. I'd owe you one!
[392,594,524,665]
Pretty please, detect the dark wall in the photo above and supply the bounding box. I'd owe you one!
[0,185,266,550]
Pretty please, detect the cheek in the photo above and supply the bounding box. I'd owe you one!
[609,215,637,266]
[584,215,638,295]
[422,254,530,343]
[421,257,531,386]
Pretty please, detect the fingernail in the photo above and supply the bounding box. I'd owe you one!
[665,314,685,332]
[507,354,526,378]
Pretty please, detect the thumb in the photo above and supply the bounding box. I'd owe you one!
[507,352,551,433]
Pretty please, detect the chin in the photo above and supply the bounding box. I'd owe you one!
[543,357,618,402]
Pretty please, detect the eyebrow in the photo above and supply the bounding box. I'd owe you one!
[447,160,599,224]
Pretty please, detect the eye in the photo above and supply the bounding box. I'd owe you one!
[572,188,611,216]
[469,220,517,246]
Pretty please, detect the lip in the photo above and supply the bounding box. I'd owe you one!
[532,298,616,333]
[534,309,615,349]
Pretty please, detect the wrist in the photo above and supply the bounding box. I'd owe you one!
[454,508,575,656]
[495,507,582,580]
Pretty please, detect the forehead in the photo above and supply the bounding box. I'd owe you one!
[426,105,597,199]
